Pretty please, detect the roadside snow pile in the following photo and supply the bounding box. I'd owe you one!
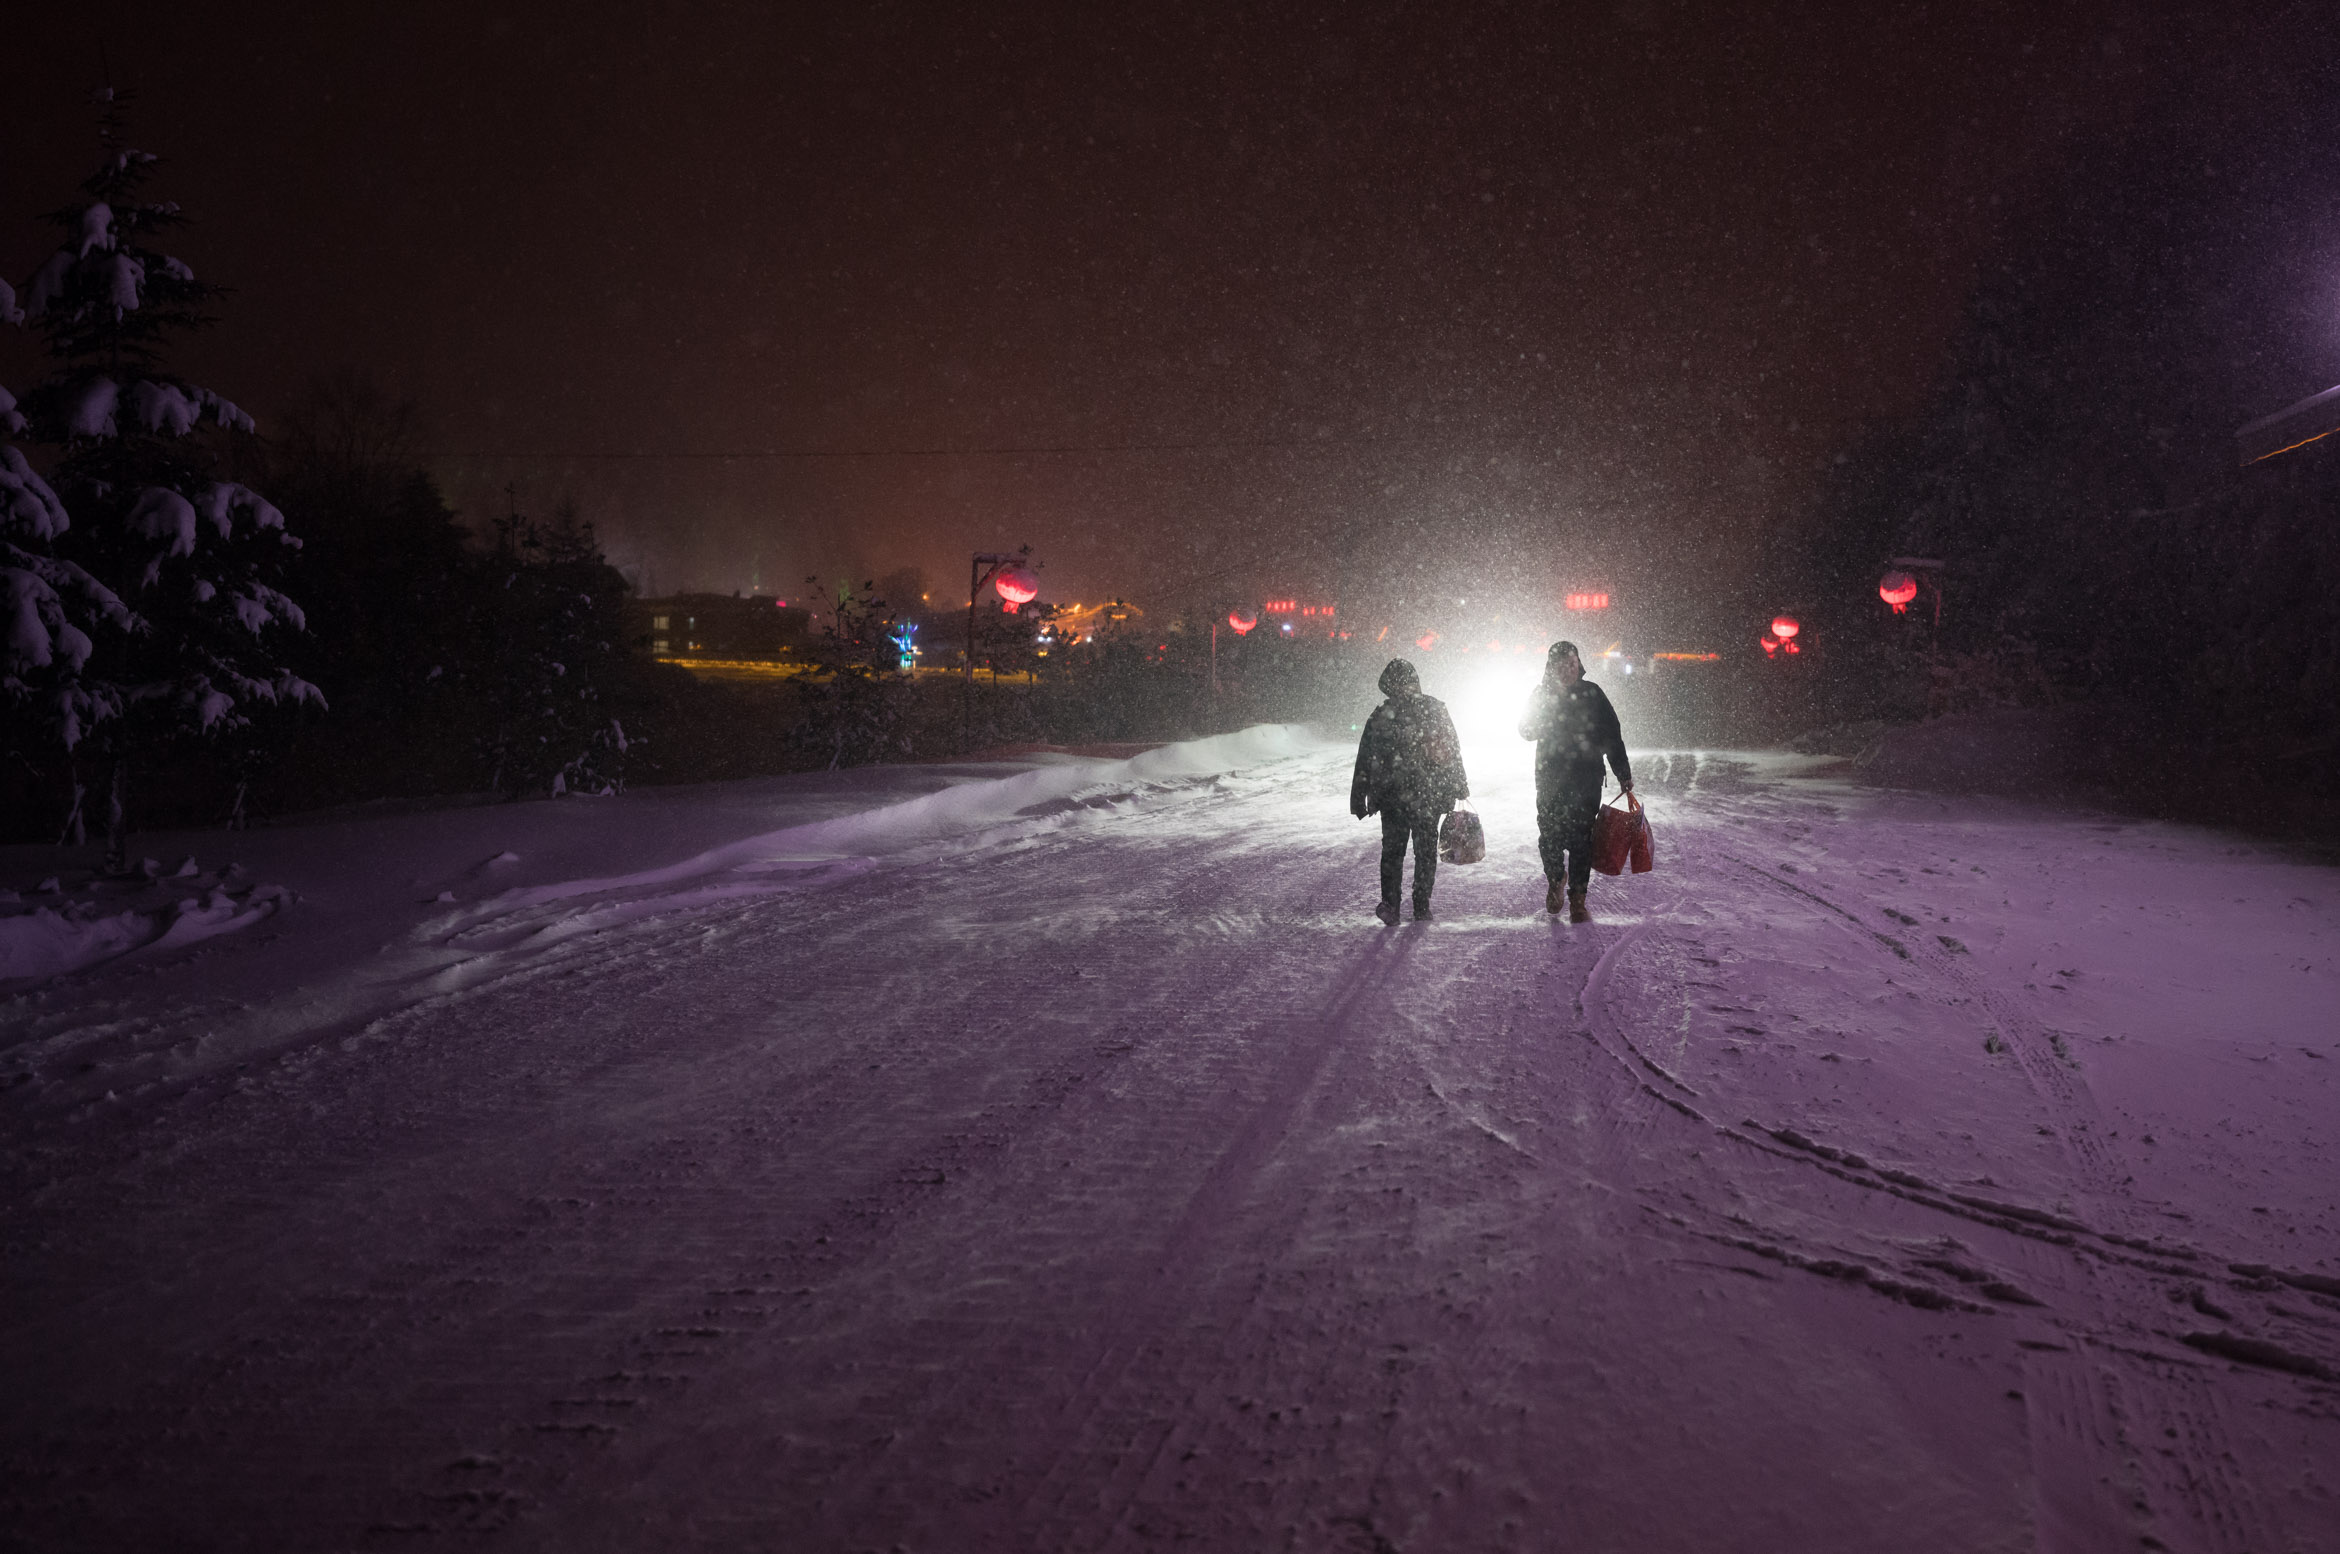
[0,899,153,980]
[0,725,1326,1003]
[0,861,286,982]
[472,723,1325,917]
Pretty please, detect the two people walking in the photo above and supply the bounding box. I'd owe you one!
[1350,641,1632,925]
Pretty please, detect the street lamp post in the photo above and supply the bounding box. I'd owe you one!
[965,547,1033,752]
[1214,605,1258,713]
[1882,555,1946,713]
[1885,556,1945,629]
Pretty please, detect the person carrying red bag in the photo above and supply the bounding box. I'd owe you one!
[1518,640,1633,922]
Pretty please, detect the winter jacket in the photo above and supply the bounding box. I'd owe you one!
[1519,677,1631,795]
[1352,662,1469,818]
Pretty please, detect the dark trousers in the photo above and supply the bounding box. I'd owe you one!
[1379,808,1441,907]
[1536,783,1602,896]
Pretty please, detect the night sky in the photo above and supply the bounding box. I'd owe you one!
[5,2,2242,628]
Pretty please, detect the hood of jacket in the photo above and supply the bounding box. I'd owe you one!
[1378,658,1420,698]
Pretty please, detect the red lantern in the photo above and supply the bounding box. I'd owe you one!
[994,565,1039,609]
[1879,571,1918,614]
[1770,615,1800,640]
[1227,607,1258,636]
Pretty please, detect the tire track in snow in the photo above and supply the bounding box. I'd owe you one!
[1438,785,2307,1554]
[1722,852,2130,1208]
[543,760,1393,1552]
[1687,830,2304,1553]
[1693,853,2295,1552]
[1005,933,1422,1546]
[504,833,1309,1548]
[1028,903,1628,1552]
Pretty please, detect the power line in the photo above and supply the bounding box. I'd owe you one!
[428,433,1573,462]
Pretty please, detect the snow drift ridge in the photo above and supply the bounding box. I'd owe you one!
[468,723,1326,918]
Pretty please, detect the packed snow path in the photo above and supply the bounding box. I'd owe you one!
[4,729,2337,1552]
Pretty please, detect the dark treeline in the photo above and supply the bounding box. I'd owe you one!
[2,359,683,844]
[242,375,652,811]
[1770,31,2340,826]
[8,359,1352,845]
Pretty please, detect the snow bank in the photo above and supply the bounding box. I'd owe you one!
[0,724,1325,1016]
[0,881,283,982]
[474,723,1324,916]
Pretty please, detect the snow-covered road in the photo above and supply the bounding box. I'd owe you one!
[5,730,2337,1551]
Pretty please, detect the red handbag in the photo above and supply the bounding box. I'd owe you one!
[1591,792,1650,876]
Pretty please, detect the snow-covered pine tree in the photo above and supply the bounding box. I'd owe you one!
[13,92,320,862]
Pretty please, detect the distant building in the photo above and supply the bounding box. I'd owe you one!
[629,593,813,660]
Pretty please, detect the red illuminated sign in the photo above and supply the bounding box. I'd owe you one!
[1565,592,1610,611]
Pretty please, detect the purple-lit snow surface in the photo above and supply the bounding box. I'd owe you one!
[4,725,2337,1551]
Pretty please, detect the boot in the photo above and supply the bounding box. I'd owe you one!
[1567,891,1591,924]
[1374,899,1400,927]
[1412,897,1433,922]
[1545,878,1564,914]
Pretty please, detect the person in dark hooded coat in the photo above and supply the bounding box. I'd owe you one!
[1351,658,1469,923]
[1518,640,1632,922]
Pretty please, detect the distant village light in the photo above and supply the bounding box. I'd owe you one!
[1770,615,1800,640]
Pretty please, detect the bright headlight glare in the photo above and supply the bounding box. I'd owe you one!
[1451,655,1545,751]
